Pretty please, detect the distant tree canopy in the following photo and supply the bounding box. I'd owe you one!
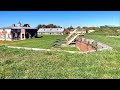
[83,27,96,30]
[64,28,70,34]
[76,26,81,30]
[100,25,120,30]
[37,24,62,29]
[23,24,30,27]
[70,25,74,29]
[64,26,74,34]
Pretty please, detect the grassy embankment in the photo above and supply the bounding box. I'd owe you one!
[0,28,120,79]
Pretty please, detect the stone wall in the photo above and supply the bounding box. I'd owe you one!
[77,38,112,51]
[0,29,12,41]
[75,41,96,52]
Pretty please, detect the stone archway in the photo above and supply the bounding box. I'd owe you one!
[25,32,31,38]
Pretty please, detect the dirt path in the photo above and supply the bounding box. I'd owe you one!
[108,36,120,38]
[7,46,88,54]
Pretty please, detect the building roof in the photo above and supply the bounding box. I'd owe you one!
[70,28,86,32]
[38,28,65,33]
[0,26,37,29]
[77,28,86,31]
[0,22,37,29]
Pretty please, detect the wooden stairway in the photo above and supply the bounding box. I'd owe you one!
[66,34,80,45]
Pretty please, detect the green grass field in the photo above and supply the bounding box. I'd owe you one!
[0,35,67,49]
[61,47,79,51]
[0,34,79,51]
[0,29,120,79]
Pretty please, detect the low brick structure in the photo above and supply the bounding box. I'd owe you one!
[76,41,95,52]
[75,38,112,52]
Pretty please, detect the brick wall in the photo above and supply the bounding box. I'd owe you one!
[75,38,112,52]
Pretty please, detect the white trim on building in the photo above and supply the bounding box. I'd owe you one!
[38,28,65,35]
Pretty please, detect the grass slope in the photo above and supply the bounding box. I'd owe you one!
[0,35,67,49]
[0,46,120,79]
[0,29,120,79]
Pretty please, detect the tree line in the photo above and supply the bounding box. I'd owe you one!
[65,26,97,34]
[36,24,98,34]
[37,24,62,29]
[100,25,120,30]
[23,24,119,34]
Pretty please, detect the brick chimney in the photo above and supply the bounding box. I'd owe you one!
[17,21,21,27]
[12,24,15,27]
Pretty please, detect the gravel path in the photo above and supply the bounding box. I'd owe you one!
[108,36,120,38]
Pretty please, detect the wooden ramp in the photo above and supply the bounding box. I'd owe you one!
[65,29,84,45]
[66,34,80,45]
[65,29,77,41]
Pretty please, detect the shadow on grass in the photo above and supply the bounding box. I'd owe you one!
[36,36,43,38]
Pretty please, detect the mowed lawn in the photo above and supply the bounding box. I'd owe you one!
[0,35,67,49]
[85,34,120,51]
[0,33,120,79]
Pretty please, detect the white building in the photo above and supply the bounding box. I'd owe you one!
[70,29,95,34]
[88,30,95,33]
[38,28,65,35]
[70,29,86,34]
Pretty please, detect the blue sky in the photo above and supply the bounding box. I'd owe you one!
[0,11,120,28]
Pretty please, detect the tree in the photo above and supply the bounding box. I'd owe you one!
[76,26,81,30]
[37,24,61,29]
[42,24,46,28]
[70,25,74,29]
[57,25,61,28]
[64,27,71,34]
[36,24,42,29]
[47,24,56,28]
[37,24,47,29]
[86,28,89,33]
[87,27,96,30]
[83,27,87,29]
[82,26,89,33]
[91,27,96,30]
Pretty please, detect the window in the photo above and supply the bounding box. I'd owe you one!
[8,34,10,38]
[1,34,4,39]
[22,34,24,38]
